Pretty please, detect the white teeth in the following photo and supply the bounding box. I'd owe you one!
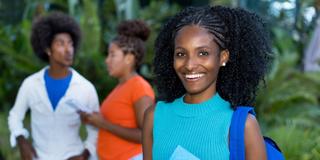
[185,73,204,79]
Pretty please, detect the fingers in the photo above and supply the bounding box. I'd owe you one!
[78,111,89,117]
[31,146,38,158]
[78,111,90,123]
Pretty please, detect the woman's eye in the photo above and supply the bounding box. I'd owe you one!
[56,41,63,46]
[199,51,209,56]
[175,52,185,57]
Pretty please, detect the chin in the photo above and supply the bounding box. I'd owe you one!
[185,88,203,95]
[108,72,117,78]
[64,60,73,66]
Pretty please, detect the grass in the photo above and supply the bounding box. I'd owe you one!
[0,111,20,160]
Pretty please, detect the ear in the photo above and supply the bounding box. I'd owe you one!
[46,48,51,56]
[124,53,135,65]
[220,49,229,67]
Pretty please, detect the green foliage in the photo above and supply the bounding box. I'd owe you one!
[79,0,101,55]
[255,16,320,160]
[139,0,180,64]
[0,111,16,159]
[256,52,320,159]
[138,1,180,80]
[0,20,44,111]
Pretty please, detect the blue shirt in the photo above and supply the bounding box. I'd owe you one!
[44,69,72,110]
[153,93,234,159]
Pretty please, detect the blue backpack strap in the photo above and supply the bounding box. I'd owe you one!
[229,106,255,160]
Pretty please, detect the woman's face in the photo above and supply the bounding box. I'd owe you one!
[48,33,74,67]
[173,25,228,101]
[105,42,130,78]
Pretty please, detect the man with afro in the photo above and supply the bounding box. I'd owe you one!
[8,12,99,160]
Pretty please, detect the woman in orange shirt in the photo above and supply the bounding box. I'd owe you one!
[81,20,155,160]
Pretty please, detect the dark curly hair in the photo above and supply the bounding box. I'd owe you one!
[31,12,81,62]
[112,20,150,70]
[153,6,273,108]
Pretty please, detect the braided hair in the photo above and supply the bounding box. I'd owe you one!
[112,20,150,70]
[153,6,272,107]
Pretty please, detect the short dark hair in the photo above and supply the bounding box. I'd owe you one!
[30,12,81,62]
[153,6,273,107]
[112,20,150,70]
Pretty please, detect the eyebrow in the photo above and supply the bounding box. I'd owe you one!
[174,46,211,50]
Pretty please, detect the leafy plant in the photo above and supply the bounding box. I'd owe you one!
[255,21,320,160]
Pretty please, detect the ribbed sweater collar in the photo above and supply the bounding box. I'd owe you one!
[172,93,231,117]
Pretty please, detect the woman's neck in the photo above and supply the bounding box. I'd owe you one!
[184,88,217,104]
[118,71,137,84]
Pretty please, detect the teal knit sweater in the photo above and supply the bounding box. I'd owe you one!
[153,93,233,159]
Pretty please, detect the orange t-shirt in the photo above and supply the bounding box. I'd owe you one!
[97,75,155,160]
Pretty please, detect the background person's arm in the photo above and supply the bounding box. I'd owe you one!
[83,95,153,143]
[142,105,154,160]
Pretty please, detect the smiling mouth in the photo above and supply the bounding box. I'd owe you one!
[185,73,204,81]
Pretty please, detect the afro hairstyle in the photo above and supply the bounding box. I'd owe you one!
[30,11,81,62]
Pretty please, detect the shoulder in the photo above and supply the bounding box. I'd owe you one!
[130,75,155,98]
[154,100,170,110]
[244,113,264,148]
[21,68,45,86]
[245,114,260,131]
[131,75,152,88]
[71,69,97,92]
[145,101,173,120]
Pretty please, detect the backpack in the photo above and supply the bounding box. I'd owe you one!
[229,106,285,160]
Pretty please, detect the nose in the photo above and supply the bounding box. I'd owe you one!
[105,55,110,65]
[185,56,198,71]
[66,44,74,56]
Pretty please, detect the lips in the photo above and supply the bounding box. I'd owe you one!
[65,56,73,61]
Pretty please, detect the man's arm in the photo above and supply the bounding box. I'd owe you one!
[8,80,37,160]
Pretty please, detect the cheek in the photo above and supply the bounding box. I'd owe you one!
[173,58,183,71]
[173,61,178,72]
[52,48,64,57]
[70,47,75,54]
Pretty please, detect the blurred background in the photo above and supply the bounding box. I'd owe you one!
[0,0,319,159]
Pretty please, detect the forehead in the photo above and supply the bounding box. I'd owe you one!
[108,42,121,50]
[53,33,72,41]
[174,25,216,47]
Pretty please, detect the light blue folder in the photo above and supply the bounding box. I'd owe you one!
[169,145,200,160]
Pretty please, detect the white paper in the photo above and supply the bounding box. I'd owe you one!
[169,145,200,160]
[65,99,92,113]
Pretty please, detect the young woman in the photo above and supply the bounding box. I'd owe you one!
[143,6,272,160]
[82,20,155,160]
